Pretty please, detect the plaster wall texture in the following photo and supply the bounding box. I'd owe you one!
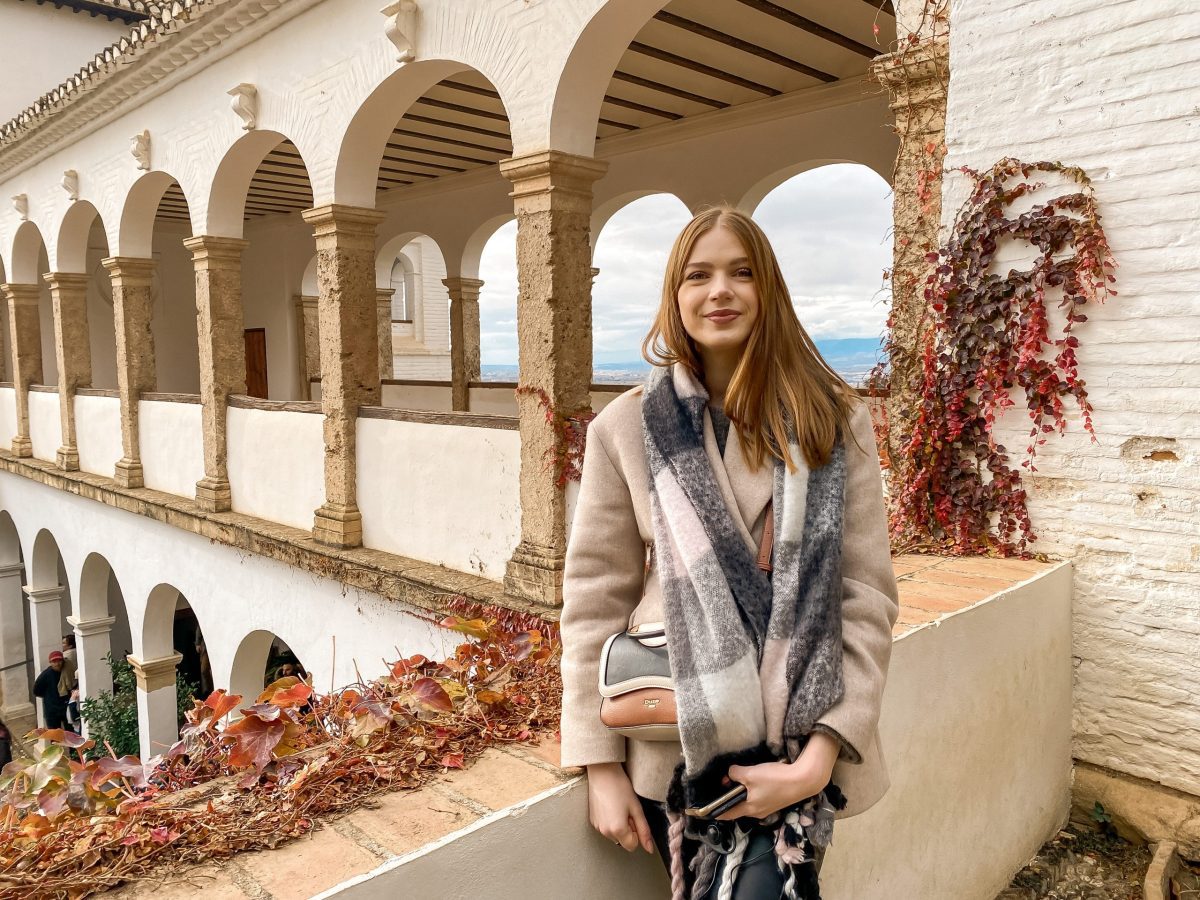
[226,406,325,531]
[27,390,61,463]
[0,471,459,703]
[328,565,1073,900]
[356,418,520,578]
[138,400,205,500]
[0,388,16,447]
[943,0,1200,796]
[74,394,121,478]
[0,0,127,124]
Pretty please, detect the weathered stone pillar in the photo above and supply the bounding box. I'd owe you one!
[295,295,319,400]
[183,236,248,512]
[444,276,483,412]
[870,37,950,478]
[44,272,92,471]
[127,651,182,759]
[498,151,608,606]
[0,563,33,721]
[102,257,157,488]
[25,585,64,727]
[300,204,386,549]
[1,283,44,458]
[376,288,394,382]
[68,613,116,706]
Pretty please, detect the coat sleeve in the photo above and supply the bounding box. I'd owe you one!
[558,416,648,768]
[812,400,900,764]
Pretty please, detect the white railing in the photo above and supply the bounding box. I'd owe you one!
[75,393,121,478]
[357,412,521,579]
[227,403,325,531]
[139,399,205,499]
[28,390,62,463]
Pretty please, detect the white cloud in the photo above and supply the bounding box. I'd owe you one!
[478,164,892,367]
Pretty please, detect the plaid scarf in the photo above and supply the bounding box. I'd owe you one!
[642,363,849,899]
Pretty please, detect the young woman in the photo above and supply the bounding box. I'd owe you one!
[559,207,899,899]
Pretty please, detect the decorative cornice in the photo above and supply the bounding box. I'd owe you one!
[0,0,318,179]
[28,0,163,25]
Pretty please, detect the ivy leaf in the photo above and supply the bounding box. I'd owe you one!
[223,715,286,772]
[440,752,465,769]
[440,616,494,641]
[408,677,453,713]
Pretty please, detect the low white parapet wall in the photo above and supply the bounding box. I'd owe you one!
[0,388,15,448]
[139,399,206,500]
[75,393,121,478]
[28,390,62,463]
[227,404,325,531]
[326,563,1073,900]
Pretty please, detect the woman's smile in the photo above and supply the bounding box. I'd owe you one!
[704,309,741,325]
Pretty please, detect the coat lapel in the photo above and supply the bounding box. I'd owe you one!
[702,408,775,555]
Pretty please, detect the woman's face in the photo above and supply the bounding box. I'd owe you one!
[676,225,760,360]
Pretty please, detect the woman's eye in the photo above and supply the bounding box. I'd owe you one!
[686,271,707,280]
[735,268,753,278]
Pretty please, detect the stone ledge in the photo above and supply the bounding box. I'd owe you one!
[0,448,555,622]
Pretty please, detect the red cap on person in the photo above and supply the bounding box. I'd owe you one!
[49,650,64,662]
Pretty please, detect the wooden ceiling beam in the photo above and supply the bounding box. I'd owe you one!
[732,0,880,58]
[384,142,496,166]
[391,127,510,155]
[403,113,511,141]
[610,70,727,109]
[628,41,779,95]
[653,11,837,83]
[601,94,682,121]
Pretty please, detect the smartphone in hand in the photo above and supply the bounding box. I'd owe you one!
[684,783,748,819]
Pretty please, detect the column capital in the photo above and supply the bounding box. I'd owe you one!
[298,294,318,309]
[0,562,24,578]
[499,151,608,201]
[182,234,249,266]
[442,277,484,303]
[0,282,41,306]
[101,256,155,285]
[24,585,65,604]
[126,651,182,692]
[42,272,90,292]
[301,203,387,236]
[376,287,396,300]
[67,614,116,637]
[870,37,949,108]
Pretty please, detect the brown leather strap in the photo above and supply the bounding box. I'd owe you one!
[757,501,774,572]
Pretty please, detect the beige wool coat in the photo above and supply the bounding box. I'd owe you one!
[559,385,900,820]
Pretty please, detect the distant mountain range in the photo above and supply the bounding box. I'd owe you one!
[481,338,885,387]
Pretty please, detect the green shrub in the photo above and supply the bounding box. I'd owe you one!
[79,653,197,759]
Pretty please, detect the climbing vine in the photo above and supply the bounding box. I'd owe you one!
[514,385,595,487]
[880,158,1117,556]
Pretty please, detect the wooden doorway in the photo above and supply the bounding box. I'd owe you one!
[244,328,268,398]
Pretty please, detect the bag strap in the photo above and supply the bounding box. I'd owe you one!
[757,500,774,572]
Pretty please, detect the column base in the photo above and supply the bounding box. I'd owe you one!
[195,476,233,512]
[11,436,31,458]
[503,541,566,607]
[114,458,144,489]
[0,700,35,723]
[313,503,364,549]
[56,445,80,471]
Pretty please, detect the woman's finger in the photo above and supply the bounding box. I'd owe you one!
[630,808,655,854]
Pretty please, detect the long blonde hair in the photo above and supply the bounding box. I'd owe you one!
[641,206,858,472]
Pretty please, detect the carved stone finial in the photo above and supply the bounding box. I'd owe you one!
[62,170,79,201]
[12,194,28,220]
[131,130,151,170]
[381,0,419,63]
[227,83,258,131]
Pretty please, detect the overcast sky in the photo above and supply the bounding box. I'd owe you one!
[477,163,893,366]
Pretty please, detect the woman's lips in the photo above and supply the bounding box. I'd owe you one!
[705,312,740,324]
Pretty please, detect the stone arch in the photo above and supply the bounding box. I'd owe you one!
[206,130,312,238]
[29,527,65,592]
[0,511,31,721]
[26,529,72,724]
[117,171,194,259]
[9,219,47,285]
[142,582,211,696]
[739,158,893,215]
[548,0,671,156]
[72,552,134,711]
[55,201,106,276]
[460,214,515,283]
[301,254,319,297]
[229,629,307,702]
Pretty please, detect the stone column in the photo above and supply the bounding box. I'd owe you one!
[102,257,157,488]
[25,585,64,727]
[497,151,608,606]
[300,205,386,549]
[870,37,950,479]
[0,563,33,721]
[1,283,44,458]
[44,272,92,471]
[183,236,248,512]
[127,651,182,759]
[444,276,483,412]
[376,288,394,382]
[295,295,319,400]
[67,614,116,704]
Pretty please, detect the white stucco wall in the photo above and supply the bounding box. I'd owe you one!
[27,390,61,462]
[944,0,1200,796]
[357,418,520,578]
[227,406,325,531]
[74,394,121,477]
[379,384,630,416]
[138,400,205,499]
[0,387,18,448]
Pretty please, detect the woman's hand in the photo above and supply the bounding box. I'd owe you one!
[586,762,656,854]
[716,732,840,821]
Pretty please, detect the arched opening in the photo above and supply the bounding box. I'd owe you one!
[116,171,200,394]
[754,163,892,387]
[7,221,51,389]
[209,132,316,401]
[74,553,135,746]
[229,630,308,705]
[477,220,518,382]
[590,193,692,383]
[55,202,113,390]
[0,511,32,730]
[27,530,74,728]
[375,232,452,384]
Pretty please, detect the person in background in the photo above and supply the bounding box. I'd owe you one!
[33,651,70,730]
[60,634,79,731]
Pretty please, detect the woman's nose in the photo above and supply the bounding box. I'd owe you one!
[708,273,734,299]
